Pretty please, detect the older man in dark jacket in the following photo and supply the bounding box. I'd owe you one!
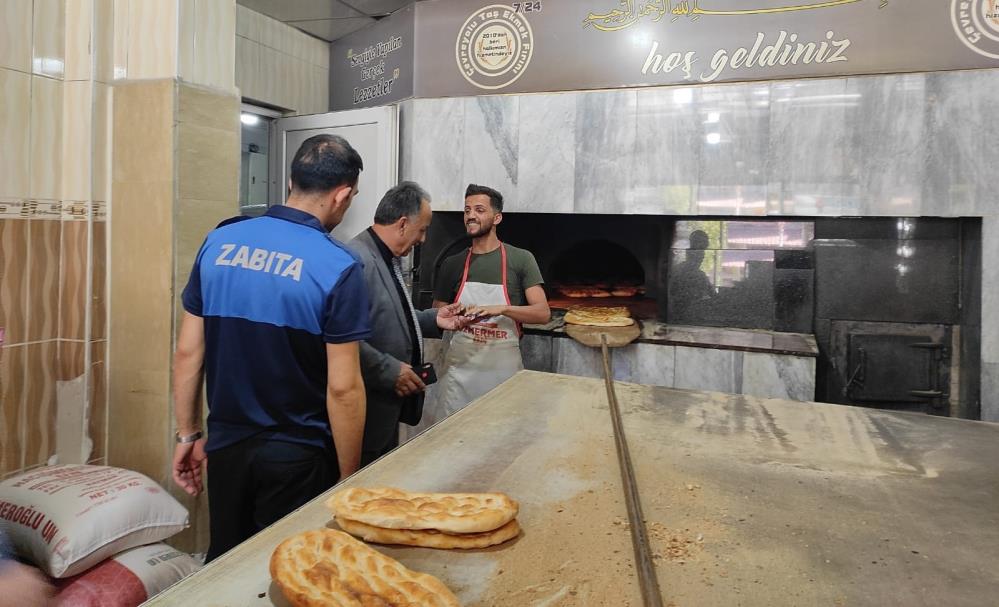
[348,182,469,466]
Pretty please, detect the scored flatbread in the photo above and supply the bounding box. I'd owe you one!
[564,305,635,327]
[328,487,518,534]
[270,529,460,607]
[336,515,521,549]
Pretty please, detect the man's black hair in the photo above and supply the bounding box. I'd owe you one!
[290,134,363,194]
[374,181,431,225]
[464,183,503,213]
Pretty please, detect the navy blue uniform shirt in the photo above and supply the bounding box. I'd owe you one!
[182,205,372,453]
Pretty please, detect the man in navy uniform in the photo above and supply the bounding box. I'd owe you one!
[171,134,371,561]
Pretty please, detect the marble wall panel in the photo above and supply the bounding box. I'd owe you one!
[612,343,676,387]
[982,216,999,364]
[553,337,604,380]
[742,352,815,402]
[515,93,575,214]
[982,361,999,423]
[190,0,236,91]
[767,78,853,216]
[405,98,465,210]
[674,345,739,393]
[695,83,769,216]
[632,87,701,215]
[463,96,519,208]
[922,70,999,218]
[847,73,926,216]
[521,334,554,373]
[574,89,637,214]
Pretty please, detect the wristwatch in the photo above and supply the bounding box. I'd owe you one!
[175,430,203,444]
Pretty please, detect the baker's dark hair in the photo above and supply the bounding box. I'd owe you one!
[464,183,503,213]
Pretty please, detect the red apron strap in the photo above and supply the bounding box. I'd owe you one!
[498,243,522,337]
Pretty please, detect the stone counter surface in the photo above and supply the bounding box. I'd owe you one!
[145,371,999,606]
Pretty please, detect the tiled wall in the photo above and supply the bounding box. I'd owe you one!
[400,69,999,421]
[235,4,330,115]
[111,0,236,91]
[1,0,111,477]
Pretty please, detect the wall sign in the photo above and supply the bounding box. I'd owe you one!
[332,0,999,108]
[330,5,415,110]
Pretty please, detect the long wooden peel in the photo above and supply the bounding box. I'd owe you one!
[600,335,664,607]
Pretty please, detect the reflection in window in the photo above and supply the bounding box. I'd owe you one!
[668,220,814,331]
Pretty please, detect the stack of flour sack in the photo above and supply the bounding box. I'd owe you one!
[0,465,200,606]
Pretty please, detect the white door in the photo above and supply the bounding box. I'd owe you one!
[271,106,398,242]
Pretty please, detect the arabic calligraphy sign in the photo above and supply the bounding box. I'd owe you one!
[409,0,999,99]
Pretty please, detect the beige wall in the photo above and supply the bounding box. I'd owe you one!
[236,4,329,115]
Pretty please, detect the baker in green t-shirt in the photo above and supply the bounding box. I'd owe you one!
[429,184,551,419]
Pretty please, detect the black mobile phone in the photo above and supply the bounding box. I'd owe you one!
[417,362,437,386]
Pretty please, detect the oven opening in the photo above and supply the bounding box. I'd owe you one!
[547,239,657,319]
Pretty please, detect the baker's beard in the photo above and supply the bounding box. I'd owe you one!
[465,219,493,238]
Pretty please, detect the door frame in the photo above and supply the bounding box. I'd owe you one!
[269,106,399,208]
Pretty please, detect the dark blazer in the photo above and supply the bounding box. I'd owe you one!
[347,230,440,454]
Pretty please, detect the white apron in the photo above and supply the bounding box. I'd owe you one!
[434,243,524,419]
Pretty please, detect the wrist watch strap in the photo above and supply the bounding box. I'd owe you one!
[176,430,203,444]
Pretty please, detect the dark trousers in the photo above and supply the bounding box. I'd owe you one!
[205,437,338,563]
[360,426,399,468]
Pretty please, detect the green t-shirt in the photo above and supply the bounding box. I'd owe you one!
[433,244,544,306]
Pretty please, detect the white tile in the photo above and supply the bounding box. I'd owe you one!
[61,81,93,201]
[0,0,32,72]
[314,64,329,114]
[93,83,111,201]
[112,0,129,79]
[0,68,31,199]
[177,0,196,83]
[32,0,65,79]
[235,36,260,99]
[29,75,64,201]
[235,3,250,38]
[192,0,236,90]
[93,0,114,83]
[64,0,94,81]
[126,0,178,79]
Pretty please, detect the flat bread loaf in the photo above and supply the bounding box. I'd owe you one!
[328,487,518,534]
[336,515,520,550]
[564,305,635,327]
[270,529,460,607]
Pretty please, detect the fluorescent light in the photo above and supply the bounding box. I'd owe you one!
[706,132,721,144]
[240,113,260,125]
[705,111,720,123]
